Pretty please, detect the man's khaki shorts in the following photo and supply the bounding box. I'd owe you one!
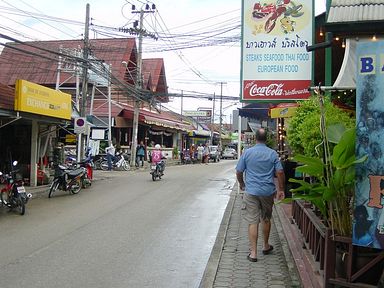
[243,192,275,224]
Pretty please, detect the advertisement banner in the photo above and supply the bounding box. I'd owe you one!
[270,103,297,118]
[14,79,72,120]
[355,40,384,249]
[241,0,313,101]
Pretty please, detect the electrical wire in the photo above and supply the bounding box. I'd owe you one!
[0,0,76,39]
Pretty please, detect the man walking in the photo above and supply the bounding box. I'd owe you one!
[105,143,116,171]
[236,128,285,262]
[136,140,146,168]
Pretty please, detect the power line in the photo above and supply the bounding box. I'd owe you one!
[0,0,76,39]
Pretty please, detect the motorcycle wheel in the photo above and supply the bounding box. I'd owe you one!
[16,195,25,215]
[100,160,109,171]
[152,172,156,181]
[82,177,91,188]
[122,161,130,171]
[70,178,82,194]
[48,179,60,198]
[93,159,101,170]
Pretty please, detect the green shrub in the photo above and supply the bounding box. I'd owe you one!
[287,96,355,157]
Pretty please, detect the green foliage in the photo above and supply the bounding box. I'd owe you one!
[172,146,179,159]
[265,128,277,149]
[289,125,367,237]
[286,96,355,157]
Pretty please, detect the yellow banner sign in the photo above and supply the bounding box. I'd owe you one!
[15,79,72,120]
[270,106,297,118]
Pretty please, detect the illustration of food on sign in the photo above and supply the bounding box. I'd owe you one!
[251,0,304,34]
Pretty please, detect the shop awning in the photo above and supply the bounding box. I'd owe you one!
[143,115,192,132]
[333,38,356,89]
[238,103,272,119]
[188,129,211,137]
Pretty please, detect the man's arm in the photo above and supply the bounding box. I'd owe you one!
[275,169,285,200]
[236,171,245,191]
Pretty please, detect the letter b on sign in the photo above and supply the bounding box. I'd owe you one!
[359,56,375,74]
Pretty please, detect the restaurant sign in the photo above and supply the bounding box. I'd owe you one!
[241,0,313,101]
[15,79,72,120]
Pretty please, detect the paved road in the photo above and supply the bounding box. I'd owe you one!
[0,160,237,288]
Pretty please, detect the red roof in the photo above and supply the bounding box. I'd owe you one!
[0,83,15,110]
[142,58,168,102]
[0,38,137,88]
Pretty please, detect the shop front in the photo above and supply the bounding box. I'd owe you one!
[0,80,71,186]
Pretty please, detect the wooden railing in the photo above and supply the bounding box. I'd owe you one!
[292,200,384,288]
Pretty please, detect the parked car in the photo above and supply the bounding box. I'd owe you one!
[208,145,220,162]
[221,148,238,159]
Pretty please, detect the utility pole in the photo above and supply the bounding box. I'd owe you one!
[80,3,90,161]
[219,82,226,148]
[130,3,156,168]
[211,92,215,145]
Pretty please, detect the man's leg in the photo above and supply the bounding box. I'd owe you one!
[107,154,112,171]
[248,223,259,259]
[262,218,272,250]
[260,196,274,253]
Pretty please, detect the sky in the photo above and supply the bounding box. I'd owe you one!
[0,0,326,124]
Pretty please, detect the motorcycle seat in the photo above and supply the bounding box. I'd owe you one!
[67,168,84,178]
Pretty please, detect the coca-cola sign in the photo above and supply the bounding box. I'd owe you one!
[243,80,310,100]
[241,0,313,102]
[248,83,284,97]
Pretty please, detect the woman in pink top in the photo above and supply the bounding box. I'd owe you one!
[151,144,165,174]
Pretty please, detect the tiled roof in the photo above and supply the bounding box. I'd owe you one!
[0,83,15,110]
[142,58,168,102]
[0,38,137,87]
[328,0,384,23]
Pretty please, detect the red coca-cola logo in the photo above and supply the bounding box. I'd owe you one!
[249,83,284,97]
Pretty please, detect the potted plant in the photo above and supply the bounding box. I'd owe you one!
[288,123,367,237]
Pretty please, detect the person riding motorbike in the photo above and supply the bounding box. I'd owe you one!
[151,144,165,175]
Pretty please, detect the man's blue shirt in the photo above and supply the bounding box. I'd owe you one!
[236,144,283,196]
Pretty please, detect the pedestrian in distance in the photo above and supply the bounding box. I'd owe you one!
[235,128,285,262]
[136,140,146,168]
[197,143,204,163]
[203,143,209,165]
[105,143,116,171]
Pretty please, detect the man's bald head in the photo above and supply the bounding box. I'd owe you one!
[255,128,267,143]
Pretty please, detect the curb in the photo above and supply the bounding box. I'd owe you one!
[198,184,238,288]
[273,204,303,287]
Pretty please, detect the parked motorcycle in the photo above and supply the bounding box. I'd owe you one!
[100,151,130,171]
[150,160,165,181]
[48,164,86,198]
[0,161,32,215]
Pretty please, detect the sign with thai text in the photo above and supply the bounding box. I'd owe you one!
[14,79,72,120]
[241,0,313,101]
[355,40,384,249]
[183,110,209,117]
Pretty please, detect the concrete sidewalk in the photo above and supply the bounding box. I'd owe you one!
[200,187,302,288]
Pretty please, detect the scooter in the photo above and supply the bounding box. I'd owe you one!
[150,160,165,181]
[0,161,32,215]
[48,164,86,198]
